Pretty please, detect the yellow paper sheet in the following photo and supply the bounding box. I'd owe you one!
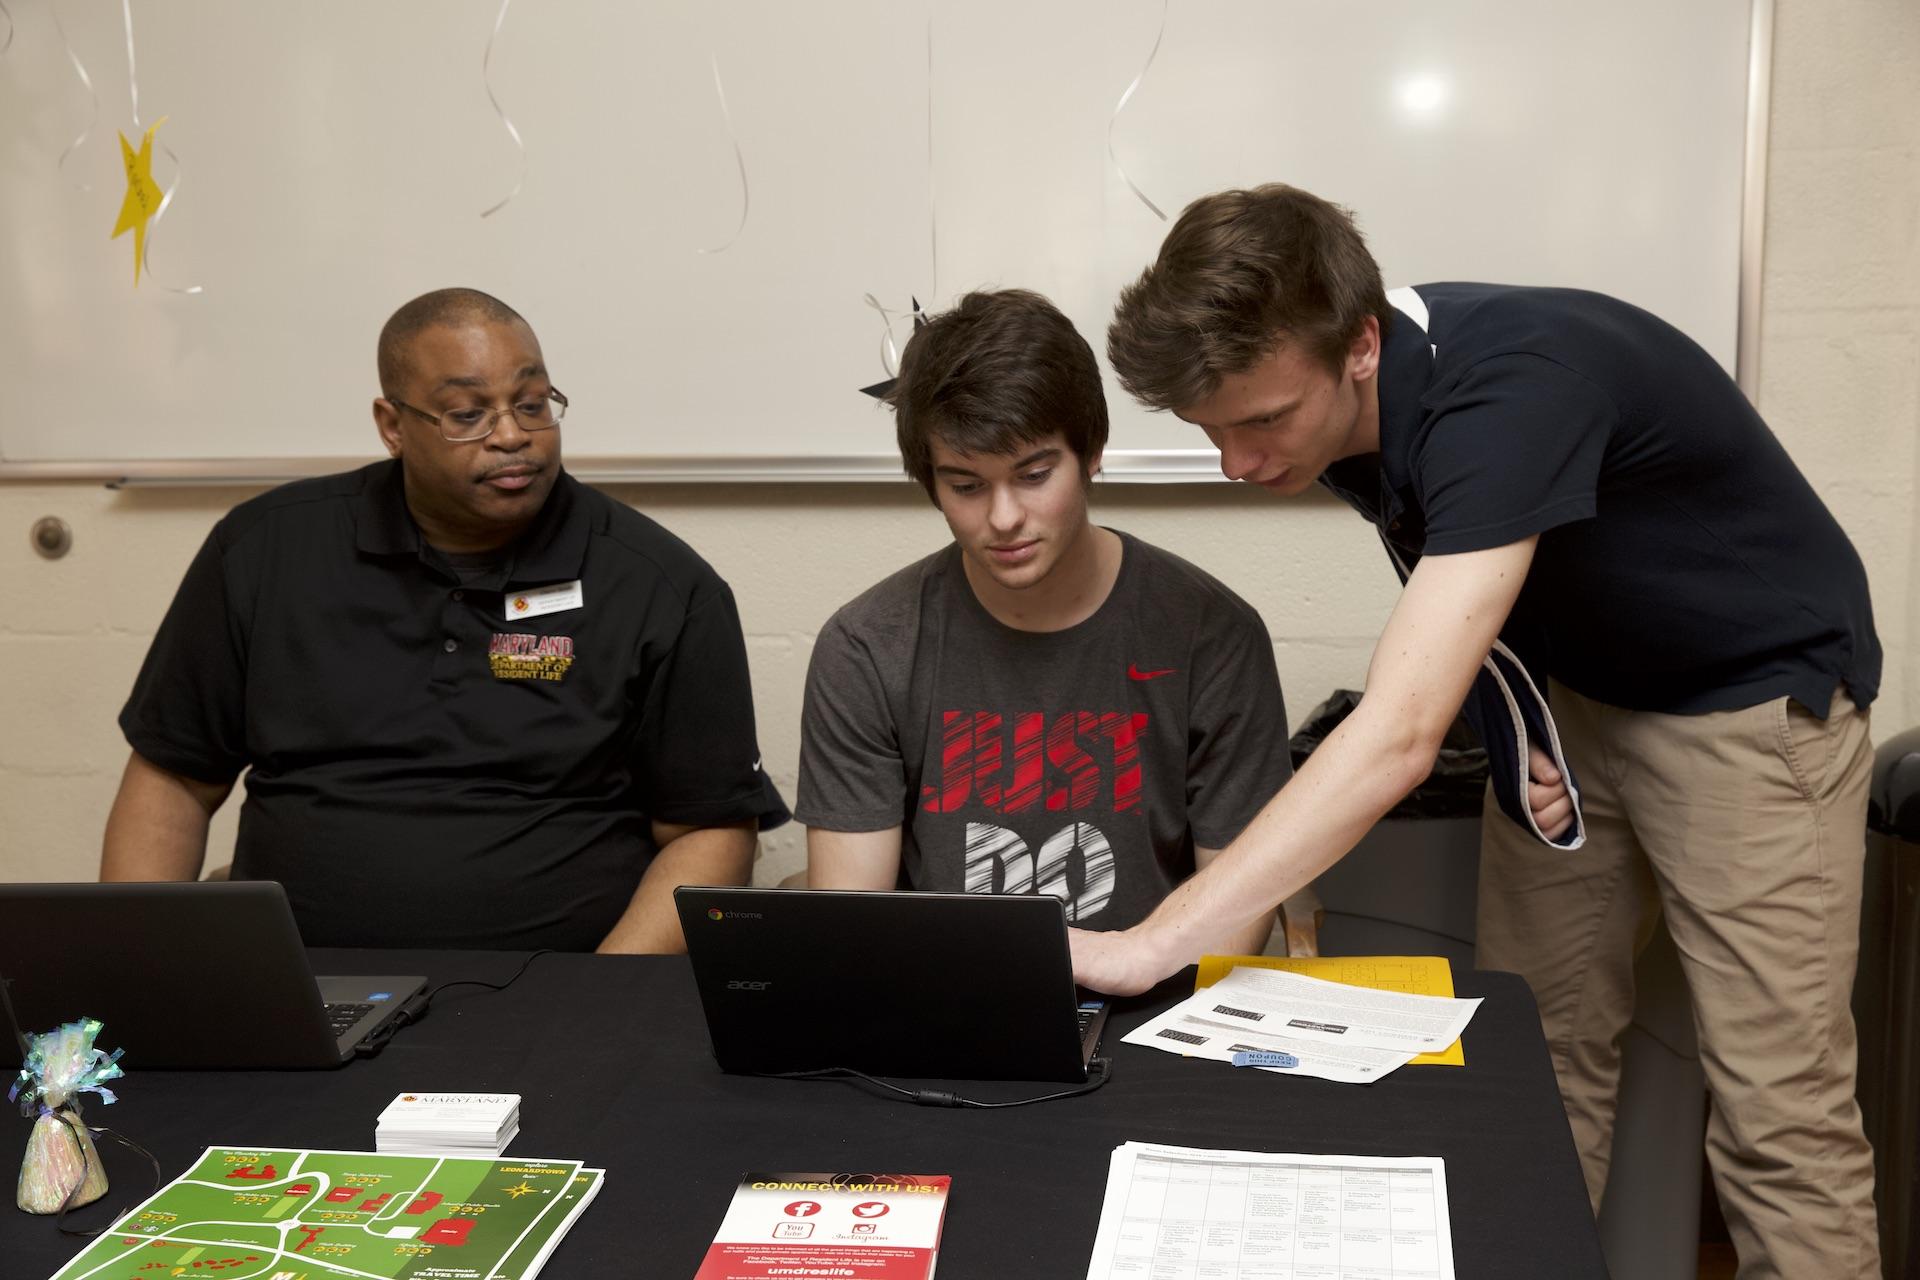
[1195,954,1465,1067]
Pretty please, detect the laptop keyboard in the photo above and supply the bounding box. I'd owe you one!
[324,1001,375,1038]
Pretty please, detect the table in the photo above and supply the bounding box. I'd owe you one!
[6,952,1606,1278]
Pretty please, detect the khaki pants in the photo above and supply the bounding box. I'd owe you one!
[1478,683,1880,1279]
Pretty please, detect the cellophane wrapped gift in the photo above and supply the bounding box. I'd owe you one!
[9,1018,124,1215]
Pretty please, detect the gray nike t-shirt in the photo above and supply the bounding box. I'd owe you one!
[796,531,1291,929]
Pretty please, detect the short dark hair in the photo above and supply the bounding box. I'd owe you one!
[1107,184,1391,412]
[377,287,528,397]
[888,289,1109,502]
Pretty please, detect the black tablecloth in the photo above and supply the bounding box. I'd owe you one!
[5,952,1605,1278]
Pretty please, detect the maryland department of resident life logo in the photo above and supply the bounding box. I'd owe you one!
[489,631,574,682]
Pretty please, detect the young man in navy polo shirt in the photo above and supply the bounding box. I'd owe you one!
[798,289,1292,945]
[1093,186,1881,1276]
[102,288,788,952]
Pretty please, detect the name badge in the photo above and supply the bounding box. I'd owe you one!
[504,579,584,621]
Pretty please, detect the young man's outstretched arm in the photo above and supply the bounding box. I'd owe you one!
[1070,535,1561,994]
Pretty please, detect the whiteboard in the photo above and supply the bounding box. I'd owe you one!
[0,0,1760,480]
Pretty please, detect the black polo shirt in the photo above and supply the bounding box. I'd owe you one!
[1321,283,1880,717]
[120,461,789,950]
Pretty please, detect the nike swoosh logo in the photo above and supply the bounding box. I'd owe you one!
[1128,664,1176,681]
[751,756,762,771]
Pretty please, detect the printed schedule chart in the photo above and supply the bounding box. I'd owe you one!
[1085,1143,1454,1279]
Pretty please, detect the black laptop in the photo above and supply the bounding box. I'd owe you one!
[675,887,1109,1082]
[0,882,424,1069]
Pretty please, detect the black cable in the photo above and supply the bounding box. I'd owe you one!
[0,971,30,1064]
[354,949,554,1058]
[760,1057,1114,1109]
[421,949,555,1004]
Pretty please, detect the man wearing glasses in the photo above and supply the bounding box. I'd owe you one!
[101,288,788,952]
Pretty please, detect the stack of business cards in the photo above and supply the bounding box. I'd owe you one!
[375,1092,520,1156]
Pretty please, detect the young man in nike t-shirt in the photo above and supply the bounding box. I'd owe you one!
[797,289,1291,943]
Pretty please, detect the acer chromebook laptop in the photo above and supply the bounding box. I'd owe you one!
[0,882,424,1069]
[675,887,1109,1082]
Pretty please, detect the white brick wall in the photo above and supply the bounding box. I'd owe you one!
[2,0,1913,887]
[1758,0,1920,740]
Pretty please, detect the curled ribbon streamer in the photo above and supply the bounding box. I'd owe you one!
[697,55,750,255]
[122,0,202,293]
[858,294,928,400]
[863,293,907,380]
[1108,0,1169,221]
[860,16,939,386]
[479,0,526,218]
[51,0,98,190]
[924,14,937,306]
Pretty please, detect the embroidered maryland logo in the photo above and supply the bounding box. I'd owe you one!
[489,632,574,681]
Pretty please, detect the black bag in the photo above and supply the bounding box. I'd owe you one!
[1286,690,1487,820]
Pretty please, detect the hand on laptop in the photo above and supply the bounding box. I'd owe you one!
[1069,925,1176,997]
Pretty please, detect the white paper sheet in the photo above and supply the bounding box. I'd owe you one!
[1123,1003,1418,1083]
[1203,966,1483,1052]
[1120,965,1483,1084]
[1083,1142,1456,1280]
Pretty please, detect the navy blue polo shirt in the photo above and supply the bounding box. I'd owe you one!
[1321,283,1880,717]
[120,461,789,950]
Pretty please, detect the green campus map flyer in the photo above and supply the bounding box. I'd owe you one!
[44,1146,603,1280]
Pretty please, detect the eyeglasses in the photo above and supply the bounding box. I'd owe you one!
[391,389,568,443]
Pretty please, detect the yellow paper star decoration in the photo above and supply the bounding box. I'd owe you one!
[112,117,167,287]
